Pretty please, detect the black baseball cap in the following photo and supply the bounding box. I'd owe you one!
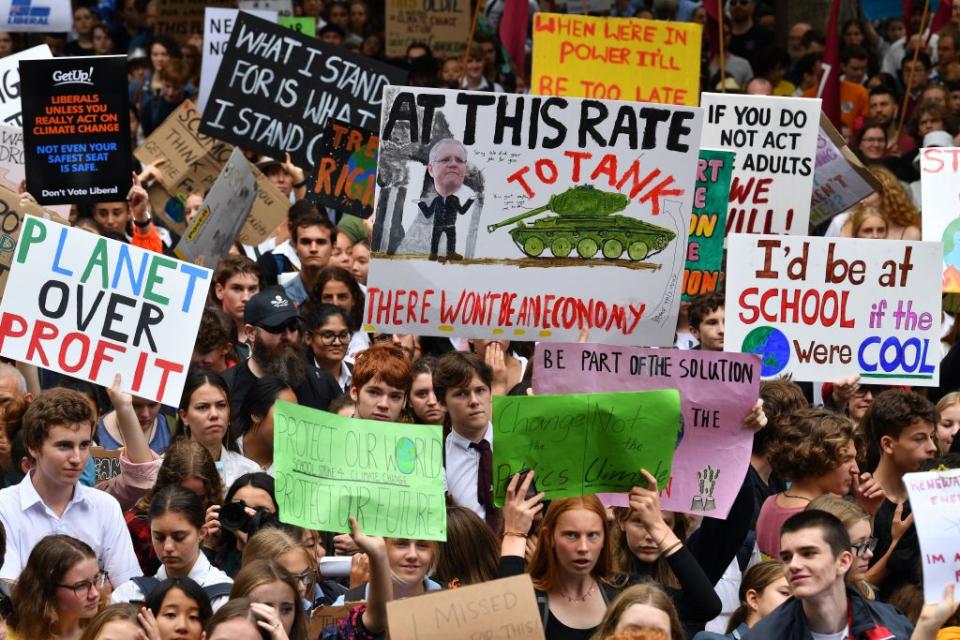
[244,288,301,328]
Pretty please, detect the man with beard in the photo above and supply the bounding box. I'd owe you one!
[222,288,341,416]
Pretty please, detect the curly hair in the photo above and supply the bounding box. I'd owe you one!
[688,291,724,329]
[866,163,921,229]
[768,408,856,482]
[863,389,936,469]
[909,100,957,140]
[756,379,809,455]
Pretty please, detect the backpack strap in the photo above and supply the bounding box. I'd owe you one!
[132,576,161,599]
[202,582,233,602]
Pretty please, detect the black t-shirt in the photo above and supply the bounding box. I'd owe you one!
[870,498,921,601]
[728,24,774,68]
[222,359,341,417]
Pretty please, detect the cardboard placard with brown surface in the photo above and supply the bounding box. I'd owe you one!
[386,574,545,640]
[0,189,67,296]
[155,0,234,42]
[385,0,470,59]
[308,604,363,638]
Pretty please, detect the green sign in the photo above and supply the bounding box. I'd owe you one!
[273,400,446,541]
[278,16,316,37]
[682,148,734,302]
[493,390,682,507]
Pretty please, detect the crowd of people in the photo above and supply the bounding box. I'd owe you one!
[0,0,958,639]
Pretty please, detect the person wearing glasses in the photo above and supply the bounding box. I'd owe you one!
[807,496,882,600]
[223,288,341,417]
[302,303,353,393]
[0,389,141,588]
[6,534,107,639]
[112,486,233,611]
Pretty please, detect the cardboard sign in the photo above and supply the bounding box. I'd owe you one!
[385,0,470,59]
[683,149,733,301]
[905,469,960,604]
[534,344,759,517]
[200,12,407,170]
[367,87,703,345]
[309,605,363,639]
[0,0,70,32]
[700,94,820,236]
[0,217,211,405]
[155,0,234,42]
[532,13,701,106]
[0,184,65,296]
[810,113,880,227]
[279,16,316,37]
[174,148,259,266]
[492,390,681,506]
[135,101,287,246]
[308,119,378,218]
[0,45,51,126]
[387,575,545,640]
[21,55,132,205]
[199,8,278,112]
[724,234,942,385]
[0,124,23,190]
[920,147,960,292]
[90,446,122,483]
[273,400,446,541]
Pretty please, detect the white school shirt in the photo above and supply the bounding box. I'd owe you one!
[444,425,493,519]
[112,551,232,611]
[217,449,261,490]
[0,473,142,585]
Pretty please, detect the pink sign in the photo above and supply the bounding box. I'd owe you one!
[534,344,760,517]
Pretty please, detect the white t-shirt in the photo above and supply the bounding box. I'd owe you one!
[810,628,849,640]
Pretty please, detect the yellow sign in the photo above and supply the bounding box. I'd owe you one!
[532,13,702,106]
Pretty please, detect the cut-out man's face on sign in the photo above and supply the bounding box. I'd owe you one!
[427,141,467,197]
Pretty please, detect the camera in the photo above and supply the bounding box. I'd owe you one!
[220,500,278,536]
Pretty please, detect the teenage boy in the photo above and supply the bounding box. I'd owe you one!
[745,510,913,639]
[689,292,724,351]
[434,352,496,528]
[211,255,261,360]
[865,389,937,503]
[348,343,413,422]
[0,389,141,585]
[283,212,336,305]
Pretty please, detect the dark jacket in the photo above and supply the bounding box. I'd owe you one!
[743,587,914,640]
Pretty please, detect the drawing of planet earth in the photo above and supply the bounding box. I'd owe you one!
[742,326,790,376]
[395,437,417,475]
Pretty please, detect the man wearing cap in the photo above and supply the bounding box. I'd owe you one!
[222,288,341,415]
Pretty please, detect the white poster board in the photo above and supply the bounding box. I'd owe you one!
[724,233,942,385]
[905,469,960,603]
[367,87,703,346]
[0,217,212,405]
[920,147,960,292]
[0,0,70,32]
[0,44,51,126]
[199,8,277,112]
[700,93,820,236]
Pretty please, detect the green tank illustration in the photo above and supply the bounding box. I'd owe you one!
[486,185,676,261]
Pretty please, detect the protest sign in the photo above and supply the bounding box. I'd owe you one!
[0,0,70,32]
[532,13,701,106]
[861,0,908,20]
[135,101,287,245]
[309,605,363,639]
[367,87,703,345]
[387,575,545,640]
[0,44,51,127]
[200,12,407,170]
[492,390,681,506]
[920,147,960,292]
[683,149,733,301]
[308,119,378,218]
[240,0,294,14]
[279,16,316,37]
[155,0,233,42]
[534,343,759,517]
[904,469,960,603]
[700,93,820,236]
[725,233,942,385]
[174,148,259,266]
[0,125,22,190]
[21,55,131,206]
[385,0,470,59]
[0,184,65,296]
[273,400,446,540]
[810,113,880,227]
[199,8,278,113]
[0,217,211,405]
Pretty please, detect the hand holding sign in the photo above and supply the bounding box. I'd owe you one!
[914,584,959,640]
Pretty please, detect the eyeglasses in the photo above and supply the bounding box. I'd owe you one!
[58,571,109,597]
[259,320,300,334]
[294,569,317,590]
[316,330,351,344]
[852,537,878,556]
